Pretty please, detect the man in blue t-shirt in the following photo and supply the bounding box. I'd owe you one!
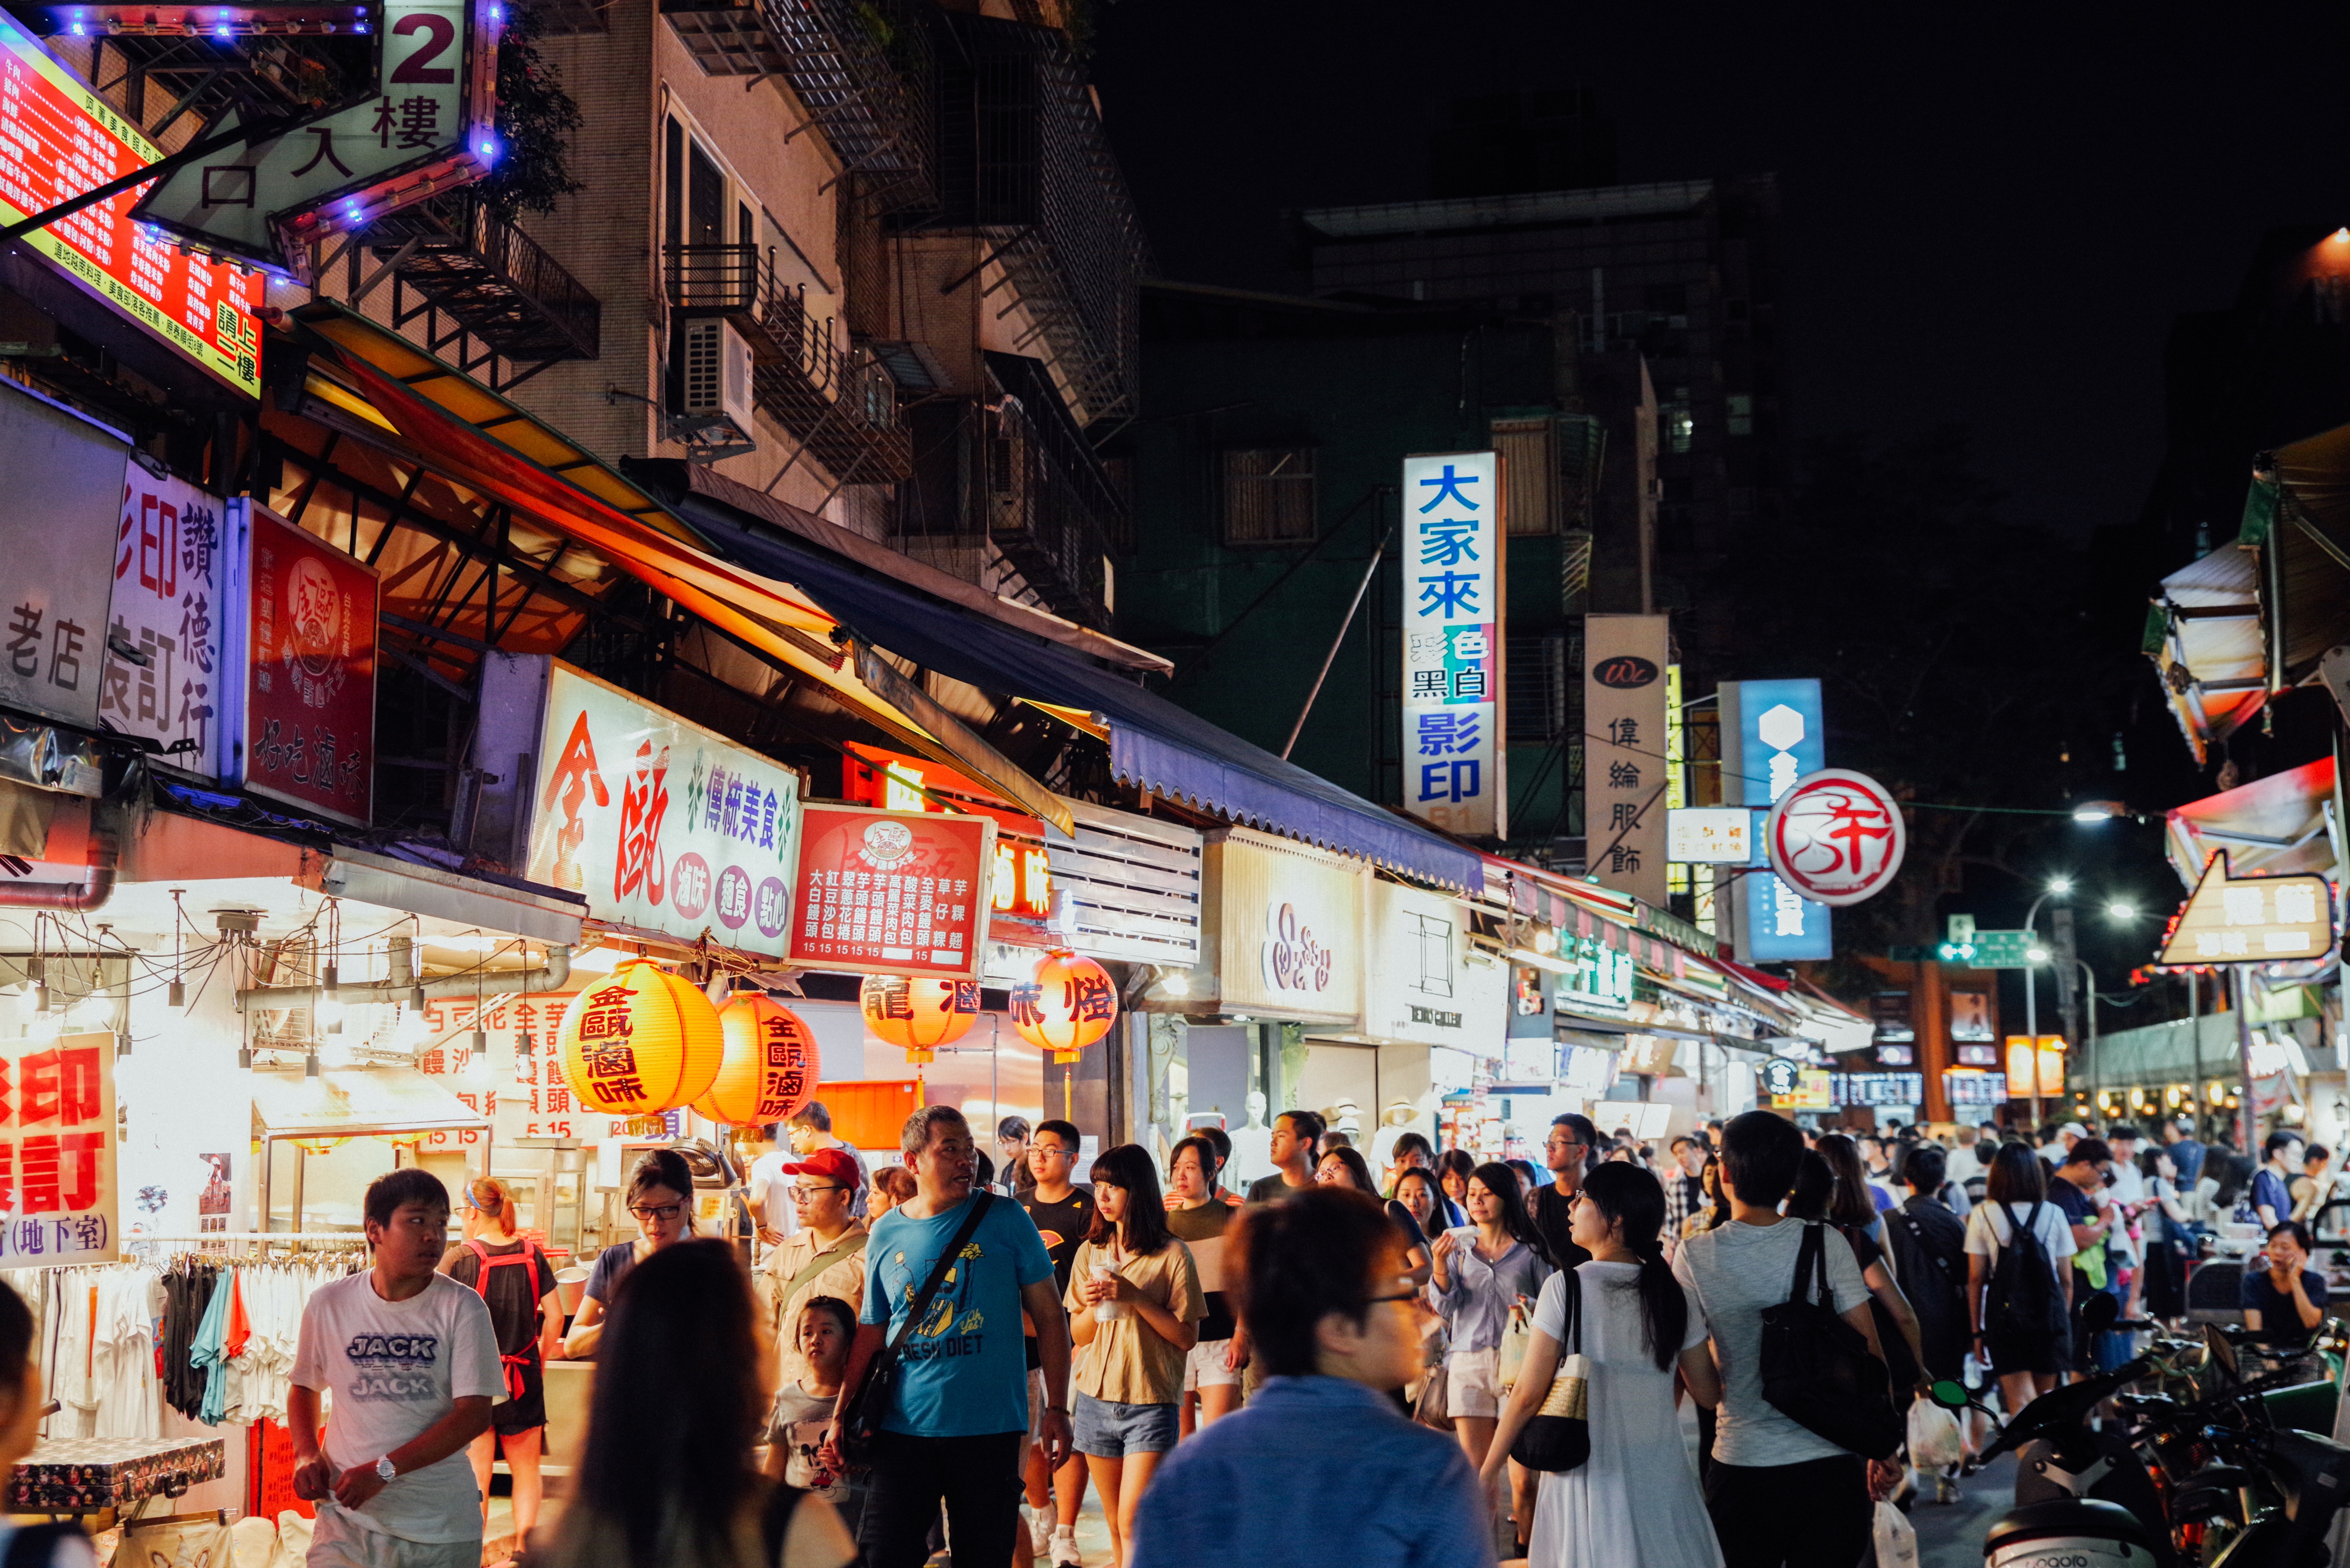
[826,1105,1069,1568]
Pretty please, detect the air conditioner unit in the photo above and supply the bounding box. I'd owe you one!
[679,318,755,446]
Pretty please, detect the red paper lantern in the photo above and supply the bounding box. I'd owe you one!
[693,993,822,1126]
[860,974,980,1064]
[1010,950,1118,1064]
[553,958,725,1115]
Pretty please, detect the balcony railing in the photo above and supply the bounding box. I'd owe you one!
[365,193,602,384]
[662,242,909,483]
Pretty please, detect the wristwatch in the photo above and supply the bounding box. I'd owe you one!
[375,1456,398,1482]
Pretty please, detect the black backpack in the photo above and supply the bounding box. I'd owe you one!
[1983,1199,2070,1349]
[1887,1197,1970,1378]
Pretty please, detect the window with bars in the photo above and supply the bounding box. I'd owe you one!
[1222,447,1317,545]
[1508,634,1574,744]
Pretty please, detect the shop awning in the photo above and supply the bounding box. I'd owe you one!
[2163,754,2339,886]
[2247,430,2350,691]
[251,1067,491,1139]
[644,472,1485,890]
[2142,543,2264,765]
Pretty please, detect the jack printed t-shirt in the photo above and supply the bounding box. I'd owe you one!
[290,1272,506,1542]
[862,1194,1054,1438]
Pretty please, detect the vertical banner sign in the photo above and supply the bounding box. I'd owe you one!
[244,505,377,825]
[1720,679,1831,961]
[790,804,995,979]
[1583,615,1670,906]
[0,1032,118,1268]
[1401,451,1505,837]
[0,11,265,397]
[525,663,804,957]
[100,474,227,776]
[0,380,128,729]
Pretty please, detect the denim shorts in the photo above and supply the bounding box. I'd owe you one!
[1072,1389,1179,1458]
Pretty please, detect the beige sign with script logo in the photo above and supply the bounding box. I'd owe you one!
[1202,827,1365,1026]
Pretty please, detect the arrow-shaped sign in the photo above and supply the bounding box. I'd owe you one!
[134,0,499,270]
[2157,851,2334,966]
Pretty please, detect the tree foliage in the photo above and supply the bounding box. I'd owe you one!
[477,0,585,219]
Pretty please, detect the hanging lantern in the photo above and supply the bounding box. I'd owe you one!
[860,974,979,1065]
[1010,950,1118,1065]
[290,1135,348,1155]
[553,958,726,1116]
[693,993,822,1126]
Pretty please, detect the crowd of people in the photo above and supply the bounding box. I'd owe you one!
[0,1102,2302,1568]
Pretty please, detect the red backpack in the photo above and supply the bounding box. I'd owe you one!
[463,1237,546,1399]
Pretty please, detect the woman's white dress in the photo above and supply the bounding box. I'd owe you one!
[1528,1260,1723,1568]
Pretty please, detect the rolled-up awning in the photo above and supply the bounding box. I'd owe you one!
[2142,543,2264,765]
[2163,754,2339,887]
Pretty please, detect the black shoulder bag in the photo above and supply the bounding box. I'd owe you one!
[838,1192,995,1466]
[1507,1270,1590,1473]
[1757,1222,1903,1460]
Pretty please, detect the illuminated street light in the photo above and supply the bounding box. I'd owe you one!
[2108,902,2137,920]
[2047,876,2073,896]
[2028,947,2051,964]
[2072,800,2126,824]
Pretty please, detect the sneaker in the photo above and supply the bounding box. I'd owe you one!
[1027,1508,1053,1557]
[1050,1528,1082,1568]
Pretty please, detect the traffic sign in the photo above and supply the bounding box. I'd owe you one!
[1938,928,2038,968]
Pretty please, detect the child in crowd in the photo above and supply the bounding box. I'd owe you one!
[765,1296,866,1541]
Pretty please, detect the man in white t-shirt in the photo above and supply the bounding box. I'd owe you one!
[747,1124,798,1249]
[1675,1111,1897,1568]
[291,1169,506,1568]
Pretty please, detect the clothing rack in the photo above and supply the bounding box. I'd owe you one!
[129,1233,360,1247]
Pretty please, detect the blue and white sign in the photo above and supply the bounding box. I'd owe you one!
[1401,451,1504,838]
[1721,678,1832,961]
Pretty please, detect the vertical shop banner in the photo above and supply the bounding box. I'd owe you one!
[0,11,265,397]
[1401,451,1505,838]
[525,663,803,955]
[1583,615,1670,906]
[100,473,227,775]
[0,380,129,730]
[243,506,376,825]
[789,804,995,979]
[1720,678,1831,962]
[411,992,619,1144]
[0,1032,118,1267]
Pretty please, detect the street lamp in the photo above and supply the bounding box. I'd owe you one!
[2107,902,2136,921]
[2020,878,2072,1127]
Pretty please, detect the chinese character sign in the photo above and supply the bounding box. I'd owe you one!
[2158,853,2335,966]
[1401,452,1505,837]
[0,11,264,397]
[412,991,611,1144]
[100,473,227,777]
[1721,679,1831,962]
[525,663,804,957]
[0,380,130,730]
[0,1032,118,1268]
[243,505,377,826]
[1583,615,1669,905]
[790,804,995,979]
[1764,768,1907,907]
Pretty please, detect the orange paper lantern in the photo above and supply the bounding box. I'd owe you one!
[554,958,726,1116]
[1010,951,1118,1064]
[694,993,822,1126]
[860,974,979,1064]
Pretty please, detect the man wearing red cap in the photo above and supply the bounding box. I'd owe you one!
[756,1147,870,1392]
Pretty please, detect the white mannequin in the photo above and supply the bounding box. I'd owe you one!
[1223,1090,1276,1187]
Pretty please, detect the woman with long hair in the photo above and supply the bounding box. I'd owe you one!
[1964,1139,2077,1417]
[439,1176,565,1548]
[544,1239,853,1568]
[566,1149,696,1359]
[1163,1134,1240,1436]
[1796,1136,1927,1392]
[1486,1162,1723,1568]
[1316,1145,1434,1285]
[1427,1160,1554,1551]
[1066,1143,1205,1566]
[1394,1166,1452,1246]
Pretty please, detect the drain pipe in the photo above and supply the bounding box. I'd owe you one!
[237,936,574,1009]
[0,819,118,912]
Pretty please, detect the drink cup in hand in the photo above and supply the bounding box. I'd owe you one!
[1092,1259,1125,1323]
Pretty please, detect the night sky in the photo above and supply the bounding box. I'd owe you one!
[1090,0,2350,540]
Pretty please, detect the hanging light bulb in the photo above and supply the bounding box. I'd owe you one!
[318,962,343,1033]
[305,1048,321,1078]
[169,888,187,1007]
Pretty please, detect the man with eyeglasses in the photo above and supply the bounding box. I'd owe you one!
[1019,1120,1093,1567]
[755,1147,869,1394]
[1528,1112,1598,1270]
[1128,1186,1490,1568]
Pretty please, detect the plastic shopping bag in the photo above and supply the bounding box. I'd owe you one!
[1872,1500,1920,1568]
[1907,1398,1966,1469]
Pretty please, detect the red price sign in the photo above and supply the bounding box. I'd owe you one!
[0,12,264,395]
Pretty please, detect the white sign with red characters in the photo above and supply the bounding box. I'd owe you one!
[1763,768,1907,908]
[0,1032,118,1268]
[411,992,617,1145]
[525,663,802,957]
